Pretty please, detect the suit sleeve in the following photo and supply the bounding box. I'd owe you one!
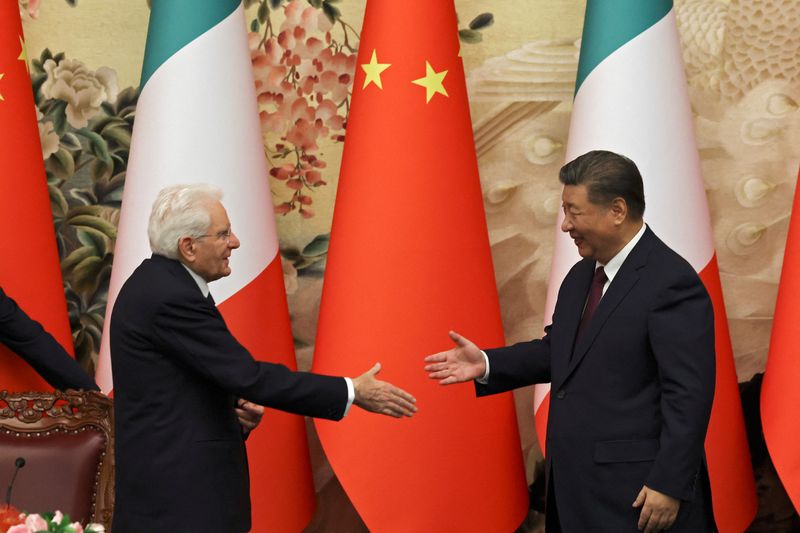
[645,270,715,500]
[152,294,348,420]
[0,287,99,391]
[475,326,552,396]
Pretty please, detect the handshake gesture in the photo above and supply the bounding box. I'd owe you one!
[350,330,483,419]
[349,330,483,419]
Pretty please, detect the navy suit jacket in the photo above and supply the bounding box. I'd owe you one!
[110,255,348,532]
[477,227,716,532]
[0,286,98,391]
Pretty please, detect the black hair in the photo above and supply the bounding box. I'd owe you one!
[559,150,645,220]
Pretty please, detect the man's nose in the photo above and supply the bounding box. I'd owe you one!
[561,217,572,232]
[229,231,241,249]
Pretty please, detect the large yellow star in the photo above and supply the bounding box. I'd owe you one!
[411,61,448,103]
[18,35,29,73]
[361,49,390,90]
[0,73,4,102]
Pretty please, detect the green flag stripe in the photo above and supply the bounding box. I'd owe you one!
[140,0,240,88]
[574,0,672,93]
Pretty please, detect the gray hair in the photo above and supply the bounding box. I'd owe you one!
[148,184,223,259]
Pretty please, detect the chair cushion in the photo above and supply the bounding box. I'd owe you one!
[0,426,107,524]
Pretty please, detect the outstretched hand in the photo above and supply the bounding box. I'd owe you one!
[423,331,486,385]
[353,362,417,418]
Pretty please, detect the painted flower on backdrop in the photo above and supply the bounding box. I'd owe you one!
[17,0,41,19]
[248,0,357,218]
[18,0,76,21]
[37,107,59,159]
[40,59,119,129]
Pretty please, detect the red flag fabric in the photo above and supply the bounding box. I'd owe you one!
[0,2,74,391]
[312,1,528,531]
[761,167,800,513]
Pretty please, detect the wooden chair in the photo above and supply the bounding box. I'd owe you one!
[0,390,114,530]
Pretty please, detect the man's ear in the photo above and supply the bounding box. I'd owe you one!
[177,236,196,263]
[609,197,628,224]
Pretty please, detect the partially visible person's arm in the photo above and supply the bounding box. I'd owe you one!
[0,287,99,391]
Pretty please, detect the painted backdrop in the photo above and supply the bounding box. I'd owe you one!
[18,0,800,530]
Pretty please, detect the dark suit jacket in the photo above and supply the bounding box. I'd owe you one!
[0,286,98,391]
[477,227,716,532]
[110,255,348,533]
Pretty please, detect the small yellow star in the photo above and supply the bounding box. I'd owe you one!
[411,61,448,103]
[18,35,29,73]
[361,49,390,90]
[0,73,4,102]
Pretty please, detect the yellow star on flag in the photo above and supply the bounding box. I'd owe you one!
[361,49,390,90]
[18,35,29,73]
[411,61,448,103]
[0,73,4,102]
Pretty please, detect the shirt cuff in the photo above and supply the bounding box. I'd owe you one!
[475,350,490,384]
[342,377,355,417]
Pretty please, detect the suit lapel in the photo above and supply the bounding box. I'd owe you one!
[564,227,656,380]
[551,259,594,389]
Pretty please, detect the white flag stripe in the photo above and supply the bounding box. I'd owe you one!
[565,10,713,267]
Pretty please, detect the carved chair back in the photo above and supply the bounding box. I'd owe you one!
[0,390,114,531]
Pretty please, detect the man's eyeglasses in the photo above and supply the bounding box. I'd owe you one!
[196,229,233,243]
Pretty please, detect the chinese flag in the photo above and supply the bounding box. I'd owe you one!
[312,1,528,531]
[761,167,800,513]
[0,1,74,391]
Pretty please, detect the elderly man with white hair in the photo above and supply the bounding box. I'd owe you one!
[110,184,417,533]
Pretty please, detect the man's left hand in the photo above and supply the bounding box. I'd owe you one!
[632,485,680,533]
[236,399,264,433]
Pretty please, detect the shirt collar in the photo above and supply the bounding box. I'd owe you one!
[596,222,646,285]
[181,263,210,298]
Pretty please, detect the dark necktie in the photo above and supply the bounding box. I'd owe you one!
[206,292,215,306]
[577,266,607,339]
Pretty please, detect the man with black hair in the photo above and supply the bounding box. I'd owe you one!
[426,150,716,532]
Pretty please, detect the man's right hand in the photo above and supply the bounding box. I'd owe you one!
[352,362,417,418]
[423,331,485,385]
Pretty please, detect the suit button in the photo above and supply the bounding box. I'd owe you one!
[555,390,566,399]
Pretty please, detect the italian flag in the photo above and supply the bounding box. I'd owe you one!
[0,1,75,390]
[96,1,316,530]
[538,1,757,531]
